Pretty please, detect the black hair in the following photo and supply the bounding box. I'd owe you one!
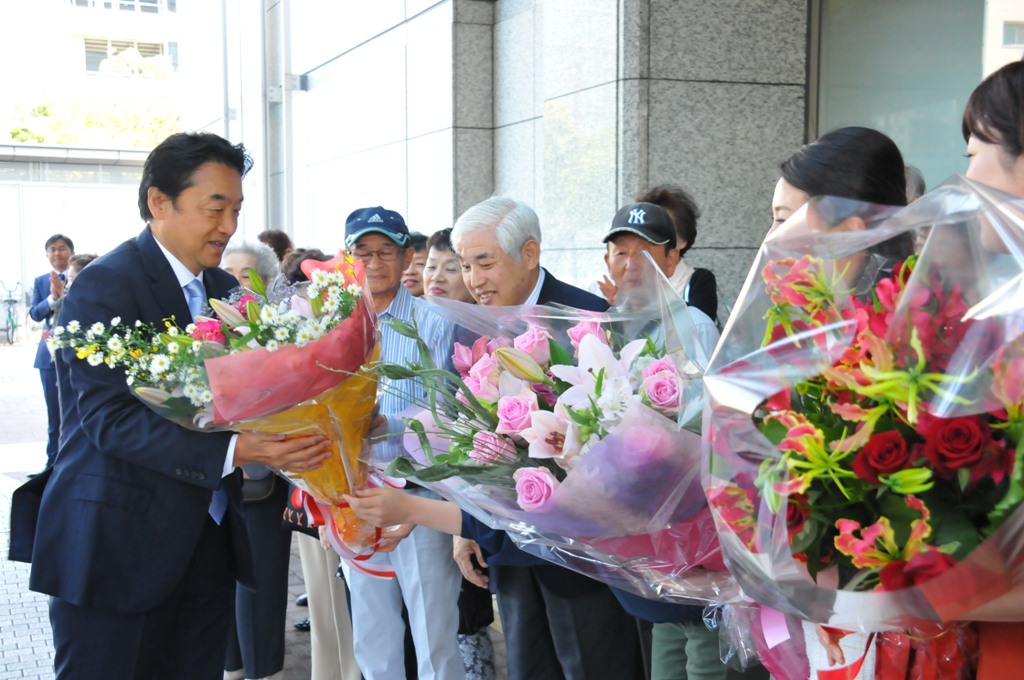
[782,126,913,260]
[407,232,428,252]
[426,228,454,252]
[781,127,907,207]
[138,132,253,222]
[962,59,1024,157]
[636,184,700,255]
[257,229,293,261]
[45,234,75,252]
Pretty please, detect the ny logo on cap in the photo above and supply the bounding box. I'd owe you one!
[628,208,646,225]
[368,213,384,224]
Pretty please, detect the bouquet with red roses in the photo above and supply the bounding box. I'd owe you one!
[703,177,1024,679]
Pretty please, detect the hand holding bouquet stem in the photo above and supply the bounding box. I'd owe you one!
[343,487,463,536]
[233,431,333,472]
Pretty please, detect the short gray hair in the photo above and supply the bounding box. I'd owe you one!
[451,196,542,262]
[223,241,280,283]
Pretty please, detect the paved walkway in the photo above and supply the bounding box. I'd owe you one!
[0,336,504,678]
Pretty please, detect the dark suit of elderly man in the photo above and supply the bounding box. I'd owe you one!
[10,132,332,680]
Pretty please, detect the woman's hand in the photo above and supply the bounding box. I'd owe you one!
[343,487,412,528]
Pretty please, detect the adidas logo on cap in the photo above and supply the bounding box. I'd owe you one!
[367,213,384,224]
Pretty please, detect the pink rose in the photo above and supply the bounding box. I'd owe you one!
[495,391,538,434]
[452,342,476,375]
[567,321,607,351]
[460,376,498,403]
[469,354,501,385]
[513,466,560,511]
[642,372,680,411]
[487,336,512,353]
[233,294,259,315]
[470,431,516,463]
[513,326,552,365]
[641,357,677,380]
[190,319,225,343]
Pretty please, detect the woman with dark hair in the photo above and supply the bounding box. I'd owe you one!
[769,127,916,678]
[771,126,916,271]
[958,58,1024,680]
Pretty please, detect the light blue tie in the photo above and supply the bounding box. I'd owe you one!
[184,278,207,320]
[184,278,227,523]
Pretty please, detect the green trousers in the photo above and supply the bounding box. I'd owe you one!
[651,621,772,680]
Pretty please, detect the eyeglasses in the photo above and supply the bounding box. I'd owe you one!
[47,246,71,254]
[352,247,401,263]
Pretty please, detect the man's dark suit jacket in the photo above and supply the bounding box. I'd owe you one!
[22,226,252,613]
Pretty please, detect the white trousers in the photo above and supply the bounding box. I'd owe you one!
[296,533,362,680]
[343,500,465,680]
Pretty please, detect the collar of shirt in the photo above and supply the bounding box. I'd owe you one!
[378,284,414,321]
[152,234,204,289]
[523,267,546,306]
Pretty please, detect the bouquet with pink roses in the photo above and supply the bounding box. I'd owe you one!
[376,253,733,602]
[703,177,1024,679]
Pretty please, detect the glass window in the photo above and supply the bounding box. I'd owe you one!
[1005,22,1024,46]
[816,0,1023,192]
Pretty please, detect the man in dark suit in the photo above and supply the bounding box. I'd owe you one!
[451,196,644,680]
[14,132,333,679]
[28,233,75,474]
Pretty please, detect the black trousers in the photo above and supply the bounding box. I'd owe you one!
[225,479,292,677]
[50,517,235,680]
[496,564,645,680]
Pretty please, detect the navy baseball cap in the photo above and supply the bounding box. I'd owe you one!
[344,206,410,247]
[603,202,676,247]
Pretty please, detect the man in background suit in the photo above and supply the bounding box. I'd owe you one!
[16,132,333,679]
[28,233,75,474]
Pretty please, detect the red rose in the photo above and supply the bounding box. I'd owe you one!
[922,417,989,478]
[786,494,809,538]
[851,431,910,484]
[879,550,958,591]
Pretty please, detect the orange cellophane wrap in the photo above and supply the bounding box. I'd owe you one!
[206,296,376,424]
[240,346,381,552]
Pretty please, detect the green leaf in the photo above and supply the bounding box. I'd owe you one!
[247,268,266,296]
[548,338,573,367]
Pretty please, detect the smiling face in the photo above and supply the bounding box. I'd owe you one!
[148,162,243,275]
[401,250,428,296]
[456,227,540,306]
[424,246,473,302]
[221,252,258,289]
[46,239,73,273]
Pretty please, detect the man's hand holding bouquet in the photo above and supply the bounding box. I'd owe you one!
[703,178,1024,679]
[50,253,384,566]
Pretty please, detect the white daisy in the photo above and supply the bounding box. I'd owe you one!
[67,320,81,332]
[149,354,171,375]
[87,353,104,366]
[90,322,105,335]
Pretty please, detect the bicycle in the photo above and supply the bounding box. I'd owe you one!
[0,280,22,344]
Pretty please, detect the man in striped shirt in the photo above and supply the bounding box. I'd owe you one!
[340,206,464,680]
